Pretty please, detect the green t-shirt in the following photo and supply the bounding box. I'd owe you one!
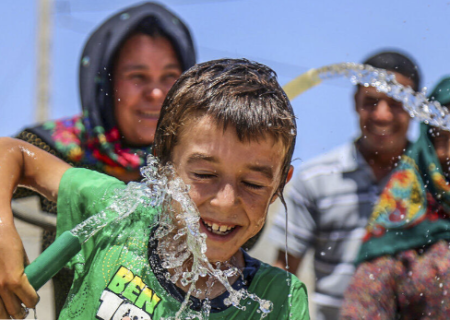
[56,168,310,320]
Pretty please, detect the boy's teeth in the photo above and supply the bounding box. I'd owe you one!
[202,219,236,235]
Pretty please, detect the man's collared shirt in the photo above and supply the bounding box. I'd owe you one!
[269,141,392,320]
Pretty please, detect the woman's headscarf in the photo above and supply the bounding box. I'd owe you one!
[356,76,450,264]
[27,2,196,176]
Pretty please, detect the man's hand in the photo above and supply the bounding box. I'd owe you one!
[0,221,39,319]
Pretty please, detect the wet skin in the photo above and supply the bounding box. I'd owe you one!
[170,115,292,264]
[355,72,415,157]
[113,34,182,147]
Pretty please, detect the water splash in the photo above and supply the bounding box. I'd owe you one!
[320,63,450,130]
[285,63,450,131]
[70,155,272,319]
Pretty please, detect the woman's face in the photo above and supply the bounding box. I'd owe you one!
[432,128,450,173]
[113,33,182,147]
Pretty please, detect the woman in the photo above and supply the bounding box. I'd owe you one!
[341,77,450,319]
[14,2,196,315]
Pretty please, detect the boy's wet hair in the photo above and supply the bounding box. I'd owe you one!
[154,58,296,198]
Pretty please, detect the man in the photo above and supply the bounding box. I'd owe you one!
[268,50,421,320]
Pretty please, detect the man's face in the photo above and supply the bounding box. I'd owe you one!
[170,115,288,262]
[113,34,182,146]
[355,72,415,155]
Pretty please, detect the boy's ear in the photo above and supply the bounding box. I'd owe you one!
[270,166,294,204]
[286,165,294,184]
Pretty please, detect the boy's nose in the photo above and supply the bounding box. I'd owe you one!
[211,183,239,208]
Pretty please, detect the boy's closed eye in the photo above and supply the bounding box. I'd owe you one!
[193,172,217,179]
[242,181,265,190]
[191,171,267,190]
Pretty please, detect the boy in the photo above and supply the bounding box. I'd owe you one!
[0,59,309,319]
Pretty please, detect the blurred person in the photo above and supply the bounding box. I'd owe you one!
[341,77,450,319]
[13,2,195,316]
[267,50,421,320]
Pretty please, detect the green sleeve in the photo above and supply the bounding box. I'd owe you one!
[56,168,127,237]
[247,263,310,319]
[287,275,310,320]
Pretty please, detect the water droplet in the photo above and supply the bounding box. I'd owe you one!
[81,56,90,67]
[315,63,450,132]
[120,13,130,20]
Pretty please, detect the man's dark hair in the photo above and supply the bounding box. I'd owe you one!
[363,50,421,91]
[153,58,296,199]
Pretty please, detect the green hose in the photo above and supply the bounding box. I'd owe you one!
[24,231,81,290]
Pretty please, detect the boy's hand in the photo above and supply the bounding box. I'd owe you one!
[0,221,39,319]
[0,137,70,318]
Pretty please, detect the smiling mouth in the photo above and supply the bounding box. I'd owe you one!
[138,110,160,119]
[201,219,237,236]
[368,126,394,136]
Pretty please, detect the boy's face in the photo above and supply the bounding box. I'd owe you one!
[171,115,287,262]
